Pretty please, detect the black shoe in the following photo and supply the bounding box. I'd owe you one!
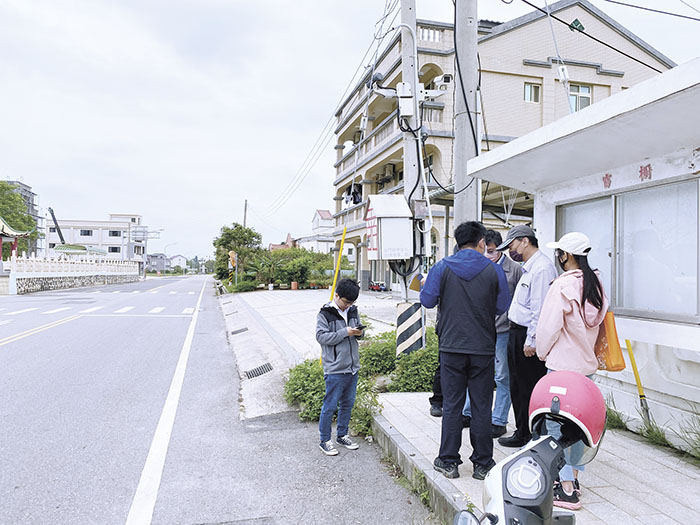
[462,415,471,428]
[472,463,494,480]
[433,457,459,479]
[497,434,528,448]
[492,424,507,438]
[430,405,443,417]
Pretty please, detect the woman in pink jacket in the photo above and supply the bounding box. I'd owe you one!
[536,232,608,511]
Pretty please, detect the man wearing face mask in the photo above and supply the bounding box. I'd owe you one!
[421,221,510,480]
[495,225,557,448]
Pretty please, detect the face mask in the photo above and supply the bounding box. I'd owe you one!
[509,250,524,263]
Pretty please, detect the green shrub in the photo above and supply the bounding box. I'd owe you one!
[283,358,382,436]
[359,330,396,378]
[388,344,438,392]
[284,359,326,421]
[233,281,258,293]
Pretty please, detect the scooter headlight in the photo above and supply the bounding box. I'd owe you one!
[505,456,546,499]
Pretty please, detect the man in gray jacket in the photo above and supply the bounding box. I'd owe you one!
[316,278,364,456]
[462,230,523,438]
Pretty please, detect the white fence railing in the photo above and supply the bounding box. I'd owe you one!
[6,254,140,275]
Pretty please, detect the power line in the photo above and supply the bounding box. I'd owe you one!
[678,0,700,16]
[518,0,664,73]
[602,0,700,22]
[261,5,400,217]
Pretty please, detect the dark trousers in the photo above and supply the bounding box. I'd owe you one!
[429,353,442,407]
[438,351,495,469]
[507,323,547,441]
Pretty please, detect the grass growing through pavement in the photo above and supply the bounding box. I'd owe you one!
[638,410,673,448]
[605,394,628,430]
[673,413,700,459]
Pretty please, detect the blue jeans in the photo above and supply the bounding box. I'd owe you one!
[319,372,359,443]
[545,370,595,482]
[463,332,511,426]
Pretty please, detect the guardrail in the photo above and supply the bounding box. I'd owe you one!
[5,254,140,275]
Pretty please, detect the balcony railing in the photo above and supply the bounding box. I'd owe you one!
[337,113,401,178]
[6,254,140,275]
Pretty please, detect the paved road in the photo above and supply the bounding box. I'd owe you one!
[1,277,433,524]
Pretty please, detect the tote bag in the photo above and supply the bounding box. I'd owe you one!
[594,311,626,372]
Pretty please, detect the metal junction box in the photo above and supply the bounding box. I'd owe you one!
[364,195,413,261]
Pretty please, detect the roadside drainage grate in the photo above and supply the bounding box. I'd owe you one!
[244,362,273,379]
[230,327,248,335]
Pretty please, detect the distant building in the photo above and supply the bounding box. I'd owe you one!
[147,253,169,272]
[294,210,334,254]
[46,213,147,271]
[269,233,296,251]
[169,254,188,269]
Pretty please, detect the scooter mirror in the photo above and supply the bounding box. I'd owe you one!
[453,510,482,525]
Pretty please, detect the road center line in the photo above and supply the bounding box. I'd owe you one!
[5,308,39,316]
[125,278,207,525]
[0,315,81,347]
[43,307,72,314]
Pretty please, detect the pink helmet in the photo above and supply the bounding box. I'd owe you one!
[529,371,606,464]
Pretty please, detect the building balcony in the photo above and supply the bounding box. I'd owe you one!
[332,201,368,236]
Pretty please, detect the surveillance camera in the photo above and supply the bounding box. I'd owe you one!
[434,74,453,89]
[367,72,385,89]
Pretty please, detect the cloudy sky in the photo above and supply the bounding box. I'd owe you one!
[1,0,698,259]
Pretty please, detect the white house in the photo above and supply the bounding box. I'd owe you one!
[295,210,335,254]
[169,254,188,269]
[467,57,700,450]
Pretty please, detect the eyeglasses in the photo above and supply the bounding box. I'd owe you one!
[338,297,355,307]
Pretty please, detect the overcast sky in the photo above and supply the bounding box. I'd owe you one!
[1,0,698,259]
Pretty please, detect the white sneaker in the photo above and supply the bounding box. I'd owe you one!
[336,435,359,450]
[319,440,339,456]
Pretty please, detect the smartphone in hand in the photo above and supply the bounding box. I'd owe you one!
[355,324,366,330]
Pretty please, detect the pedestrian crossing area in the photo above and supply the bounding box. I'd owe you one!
[0,305,198,316]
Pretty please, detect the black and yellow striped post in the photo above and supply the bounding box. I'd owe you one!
[396,302,423,355]
[228,270,233,285]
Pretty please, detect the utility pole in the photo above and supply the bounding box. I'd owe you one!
[243,199,248,228]
[453,0,481,226]
[401,0,420,210]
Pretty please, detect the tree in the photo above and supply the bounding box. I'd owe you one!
[0,182,37,259]
[204,259,216,274]
[212,223,262,279]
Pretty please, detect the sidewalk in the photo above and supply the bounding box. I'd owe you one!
[222,289,700,524]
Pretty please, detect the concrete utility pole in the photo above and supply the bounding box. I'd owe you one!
[401,0,420,208]
[453,0,481,227]
[243,199,248,228]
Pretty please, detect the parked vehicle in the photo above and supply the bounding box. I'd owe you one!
[369,280,387,292]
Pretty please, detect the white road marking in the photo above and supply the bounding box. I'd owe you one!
[169,291,176,295]
[6,308,39,315]
[132,290,141,294]
[0,308,6,312]
[80,306,104,313]
[43,307,72,314]
[149,307,165,314]
[112,291,121,294]
[91,291,102,294]
[115,306,135,313]
[150,291,159,294]
[188,292,194,295]
[0,319,12,326]
[126,279,207,525]
[182,307,195,314]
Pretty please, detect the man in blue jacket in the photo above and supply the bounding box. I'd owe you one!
[421,221,510,480]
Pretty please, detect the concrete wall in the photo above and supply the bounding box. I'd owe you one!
[11,273,140,295]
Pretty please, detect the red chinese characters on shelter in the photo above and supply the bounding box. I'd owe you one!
[639,164,652,181]
[602,173,612,189]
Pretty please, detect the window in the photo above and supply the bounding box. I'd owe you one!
[49,243,56,249]
[131,218,136,223]
[616,180,697,318]
[569,84,591,112]
[109,230,121,237]
[556,180,699,322]
[524,83,541,103]
[108,247,121,253]
[557,198,612,296]
[80,229,93,236]
[49,227,56,233]
[347,248,353,255]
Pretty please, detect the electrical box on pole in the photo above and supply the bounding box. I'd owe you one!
[364,195,413,261]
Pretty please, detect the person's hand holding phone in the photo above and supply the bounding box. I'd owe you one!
[347,325,364,337]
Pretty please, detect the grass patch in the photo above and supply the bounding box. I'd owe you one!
[380,456,431,508]
[605,394,627,430]
[638,410,673,448]
[673,413,700,459]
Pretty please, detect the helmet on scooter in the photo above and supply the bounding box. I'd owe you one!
[529,371,606,465]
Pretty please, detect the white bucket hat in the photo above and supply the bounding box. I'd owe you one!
[546,232,592,256]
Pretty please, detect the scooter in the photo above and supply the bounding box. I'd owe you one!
[454,432,576,524]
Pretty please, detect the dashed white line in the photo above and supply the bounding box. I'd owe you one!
[182,307,195,314]
[91,291,102,294]
[115,306,135,314]
[169,291,177,295]
[131,290,141,294]
[150,291,159,294]
[188,292,195,295]
[6,308,39,315]
[0,320,12,326]
[149,307,165,314]
[112,291,121,294]
[80,306,104,313]
[43,307,72,314]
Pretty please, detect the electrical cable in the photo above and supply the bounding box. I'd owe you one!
[452,0,481,155]
[543,0,574,113]
[261,5,401,216]
[678,0,700,16]
[602,0,700,22]
[518,0,664,73]
[428,163,475,195]
[476,53,491,152]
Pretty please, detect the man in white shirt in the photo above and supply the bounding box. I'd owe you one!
[495,225,557,448]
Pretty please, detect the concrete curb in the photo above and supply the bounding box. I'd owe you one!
[372,413,470,524]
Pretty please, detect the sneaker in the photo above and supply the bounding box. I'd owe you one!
[433,457,459,479]
[336,435,359,450]
[573,478,581,496]
[319,440,339,456]
[492,424,507,438]
[553,484,582,510]
[430,405,443,417]
[472,463,493,480]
